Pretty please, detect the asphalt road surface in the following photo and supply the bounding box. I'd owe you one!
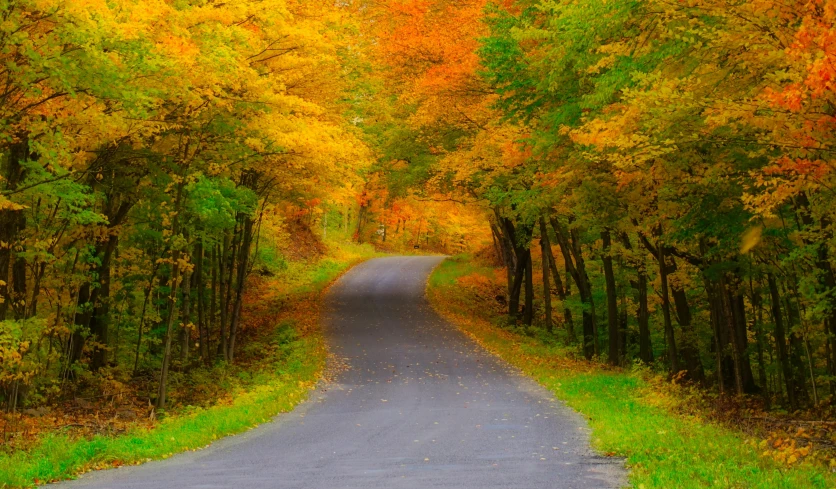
[54,256,626,489]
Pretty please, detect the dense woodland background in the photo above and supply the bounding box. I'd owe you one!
[4,0,836,428]
[369,0,836,414]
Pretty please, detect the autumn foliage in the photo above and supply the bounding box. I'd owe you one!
[356,0,836,418]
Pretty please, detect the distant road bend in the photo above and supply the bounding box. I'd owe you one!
[54,256,626,489]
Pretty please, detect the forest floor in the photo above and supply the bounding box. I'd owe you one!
[426,255,836,489]
[0,238,380,488]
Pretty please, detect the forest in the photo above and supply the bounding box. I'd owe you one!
[366,0,836,413]
[2,0,836,483]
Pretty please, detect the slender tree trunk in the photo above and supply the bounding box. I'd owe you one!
[492,216,516,300]
[550,217,596,358]
[721,277,744,395]
[210,245,218,362]
[218,238,229,361]
[228,215,255,362]
[601,230,619,365]
[156,182,185,411]
[658,244,680,374]
[196,239,209,361]
[499,216,531,321]
[730,280,757,392]
[539,218,553,334]
[544,238,575,341]
[523,248,534,326]
[662,254,704,382]
[751,277,769,408]
[180,267,192,365]
[133,262,159,376]
[704,276,727,394]
[89,235,118,371]
[637,270,653,363]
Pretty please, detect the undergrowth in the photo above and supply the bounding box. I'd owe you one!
[0,240,379,488]
[427,255,836,489]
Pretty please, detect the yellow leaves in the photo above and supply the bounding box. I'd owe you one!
[0,196,26,212]
[740,226,763,254]
[156,36,201,66]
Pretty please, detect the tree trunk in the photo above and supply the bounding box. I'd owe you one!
[704,276,727,394]
[196,239,209,361]
[658,244,680,374]
[0,140,28,321]
[751,277,770,408]
[88,234,118,371]
[601,230,619,365]
[544,238,575,341]
[156,182,185,410]
[69,199,132,371]
[180,266,192,365]
[550,217,597,358]
[636,269,653,363]
[228,215,255,362]
[539,218,553,334]
[218,237,229,361]
[210,244,219,361]
[523,248,534,326]
[670,285,704,382]
[499,216,531,321]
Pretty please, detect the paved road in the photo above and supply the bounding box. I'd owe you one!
[55,256,626,489]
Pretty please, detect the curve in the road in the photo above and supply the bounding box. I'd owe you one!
[52,256,626,489]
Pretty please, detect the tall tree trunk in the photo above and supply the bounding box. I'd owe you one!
[670,285,704,382]
[636,270,653,364]
[658,244,680,374]
[523,248,534,326]
[499,216,531,321]
[601,230,619,365]
[156,182,185,411]
[0,140,28,321]
[509,254,525,319]
[544,238,575,341]
[620,233,652,363]
[492,213,516,301]
[228,215,255,362]
[196,239,209,361]
[218,237,229,361]
[210,244,219,361]
[69,199,132,371]
[720,277,744,395]
[704,276,726,394]
[550,217,597,358]
[132,271,157,376]
[730,280,757,393]
[539,218,553,334]
[751,277,770,408]
[180,266,192,365]
[88,234,118,371]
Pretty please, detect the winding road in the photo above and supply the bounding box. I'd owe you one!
[55,256,626,489]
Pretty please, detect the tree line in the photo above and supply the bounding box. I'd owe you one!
[0,0,370,413]
[369,0,836,410]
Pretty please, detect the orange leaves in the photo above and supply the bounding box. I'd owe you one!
[370,0,493,129]
[755,429,816,467]
[764,157,831,180]
[761,85,805,112]
[156,36,201,65]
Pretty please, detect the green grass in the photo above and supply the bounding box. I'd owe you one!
[0,239,381,489]
[427,256,836,489]
[280,240,382,294]
[0,332,320,488]
[427,254,485,288]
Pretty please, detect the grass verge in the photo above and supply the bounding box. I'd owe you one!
[0,240,380,488]
[427,255,835,489]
